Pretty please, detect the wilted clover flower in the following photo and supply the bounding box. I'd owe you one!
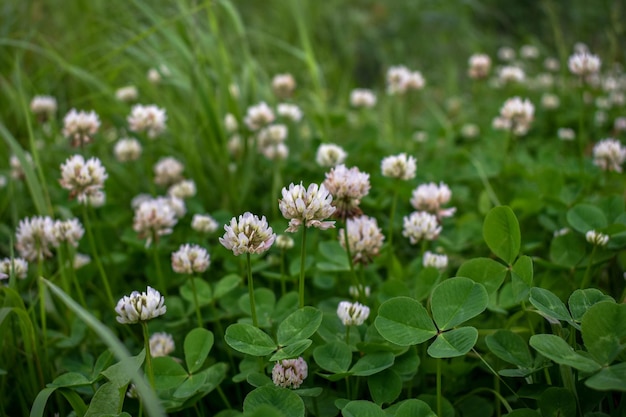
[592,138,626,172]
[219,212,276,256]
[402,211,442,244]
[30,95,57,120]
[337,300,370,326]
[149,332,175,357]
[0,257,29,280]
[53,219,85,247]
[323,164,371,220]
[114,138,142,162]
[316,143,347,168]
[133,197,178,247]
[115,286,166,324]
[191,214,219,233]
[279,182,336,232]
[115,85,139,102]
[423,251,448,270]
[16,216,58,261]
[127,104,167,139]
[154,156,184,187]
[275,234,295,250]
[272,357,308,389]
[171,243,210,274]
[272,73,296,99]
[586,230,609,246]
[499,97,534,136]
[59,154,108,204]
[339,216,384,265]
[350,89,377,108]
[277,103,303,122]
[468,53,492,79]
[168,179,196,199]
[411,182,456,219]
[381,153,417,180]
[568,52,601,77]
[62,109,101,147]
[244,102,275,131]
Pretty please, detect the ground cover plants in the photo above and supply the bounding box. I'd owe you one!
[1,0,626,416]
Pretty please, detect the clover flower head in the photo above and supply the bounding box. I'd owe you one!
[0,257,29,280]
[171,243,210,274]
[277,103,303,122]
[423,251,448,270]
[316,144,347,168]
[468,53,492,79]
[499,97,534,136]
[115,286,166,324]
[114,138,142,162]
[257,124,288,160]
[219,212,276,256]
[30,95,57,118]
[592,138,626,172]
[272,73,296,99]
[337,300,370,326]
[53,218,85,247]
[461,123,480,139]
[350,88,377,108]
[272,357,308,389]
[275,234,295,250]
[541,93,560,110]
[498,46,516,61]
[16,216,58,262]
[63,109,101,147]
[410,182,455,218]
[10,153,33,180]
[244,102,275,131]
[585,230,609,246]
[323,164,370,220]
[224,113,238,133]
[498,66,526,84]
[568,52,601,77]
[127,104,167,139]
[558,128,575,141]
[191,214,219,233]
[168,179,196,199]
[402,211,442,244]
[520,45,539,60]
[115,86,139,102]
[349,284,371,299]
[59,155,108,204]
[381,153,417,180]
[154,156,184,187]
[544,57,560,72]
[279,182,336,232]
[149,332,175,357]
[73,253,91,269]
[132,197,179,247]
[339,215,384,265]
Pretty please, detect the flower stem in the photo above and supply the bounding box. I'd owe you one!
[141,322,155,389]
[82,204,114,307]
[436,358,442,417]
[581,244,598,289]
[343,222,359,289]
[37,262,49,373]
[298,227,308,308]
[152,237,167,296]
[189,277,203,328]
[387,188,398,250]
[247,253,258,327]
[280,249,287,296]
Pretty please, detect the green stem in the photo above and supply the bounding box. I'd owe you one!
[346,325,351,345]
[298,227,308,308]
[216,385,232,410]
[141,322,155,389]
[436,358,442,417]
[388,188,398,252]
[189,277,203,328]
[495,374,501,417]
[280,249,286,296]
[581,245,598,289]
[37,261,49,375]
[152,236,167,296]
[82,205,114,307]
[343,222,359,289]
[247,253,258,327]
[65,244,87,308]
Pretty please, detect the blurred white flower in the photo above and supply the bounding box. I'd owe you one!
[244,102,275,131]
[468,53,492,79]
[544,57,560,72]
[73,253,91,269]
[224,113,238,133]
[272,357,307,389]
[114,138,142,162]
[557,128,575,141]
[350,88,377,108]
[592,138,626,172]
[381,153,417,180]
[460,123,480,139]
[499,97,534,136]
[277,103,303,122]
[171,243,210,274]
[411,182,455,219]
[133,197,178,246]
[0,257,29,280]
[275,234,295,250]
[149,332,175,357]
[219,212,276,256]
[63,109,100,147]
[402,211,442,244]
[272,73,296,99]
[168,179,196,199]
[53,219,84,247]
[30,95,57,119]
[115,286,166,324]
[339,215,384,265]
[59,155,108,204]
[498,66,525,84]
[541,93,560,110]
[16,216,57,261]
[315,143,347,168]
[585,230,609,246]
[191,214,219,233]
[337,300,370,326]
[154,157,184,187]
[323,164,370,220]
[520,45,539,59]
[128,104,167,139]
[568,52,601,77]
[10,153,33,180]
[115,86,139,102]
[423,251,448,270]
[497,46,515,61]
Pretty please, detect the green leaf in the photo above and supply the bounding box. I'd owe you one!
[374,297,437,346]
[185,328,214,374]
[568,289,614,322]
[180,278,213,306]
[367,369,402,405]
[431,278,488,330]
[585,363,626,391]
[238,288,276,327]
[511,255,533,301]
[393,399,437,417]
[485,330,533,368]
[48,372,91,388]
[549,232,586,268]
[427,327,478,358]
[313,341,352,374]
[529,287,572,324]
[456,257,507,294]
[57,388,88,417]
[173,370,207,399]
[504,410,541,417]
[581,302,626,365]
[483,206,521,264]
[225,323,276,356]
[529,334,601,373]
[538,387,576,417]
[214,274,242,299]
[414,267,441,301]
[30,387,57,417]
[152,356,189,390]
[101,350,145,388]
[341,400,386,417]
[276,307,322,346]
[270,339,312,361]
[84,382,123,417]
[243,385,305,417]
[350,351,395,376]
[566,204,608,234]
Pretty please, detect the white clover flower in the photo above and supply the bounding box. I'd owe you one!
[227,135,242,157]
[133,197,178,247]
[0,257,29,280]
[224,113,238,133]
[10,153,33,180]
[323,164,371,220]
[468,53,492,79]
[386,65,411,95]
[593,138,626,172]
[62,109,101,147]
[257,124,288,155]
[520,45,539,59]
[402,211,442,244]
[277,103,303,122]
[350,88,377,108]
[497,46,516,61]
[115,86,139,102]
[541,93,560,110]
[168,179,196,199]
[219,212,276,256]
[568,52,601,77]
[499,97,534,136]
[191,214,219,234]
[115,286,166,324]
[272,357,308,389]
[149,332,175,357]
[381,153,417,180]
[229,83,240,99]
[553,228,570,237]
[272,73,296,99]
[147,68,161,84]
[59,155,108,204]
[86,191,106,208]
[114,138,142,162]
[53,219,84,247]
[279,182,336,232]
[413,131,429,143]
[244,102,275,131]
[411,182,455,219]
[30,95,57,118]
[275,234,294,250]
[315,143,347,168]
[614,117,626,132]
[460,123,480,139]
[171,243,210,274]
[557,128,575,141]
[127,104,167,139]
[339,216,384,265]
[585,230,609,246]
[337,300,370,326]
[349,284,371,299]
[73,253,91,269]
[15,216,58,261]
[261,142,289,161]
[544,57,560,72]
[423,251,448,270]
[154,156,184,187]
[498,66,526,84]
[406,71,426,90]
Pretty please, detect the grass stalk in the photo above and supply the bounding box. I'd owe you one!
[82,204,114,307]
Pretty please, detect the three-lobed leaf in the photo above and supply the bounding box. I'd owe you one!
[431,277,488,330]
[276,307,322,346]
[225,323,276,357]
[485,330,533,369]
[483,206,521,264]
[427,327,478,358]
[375,297,437,346]
[581,302,626,366]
